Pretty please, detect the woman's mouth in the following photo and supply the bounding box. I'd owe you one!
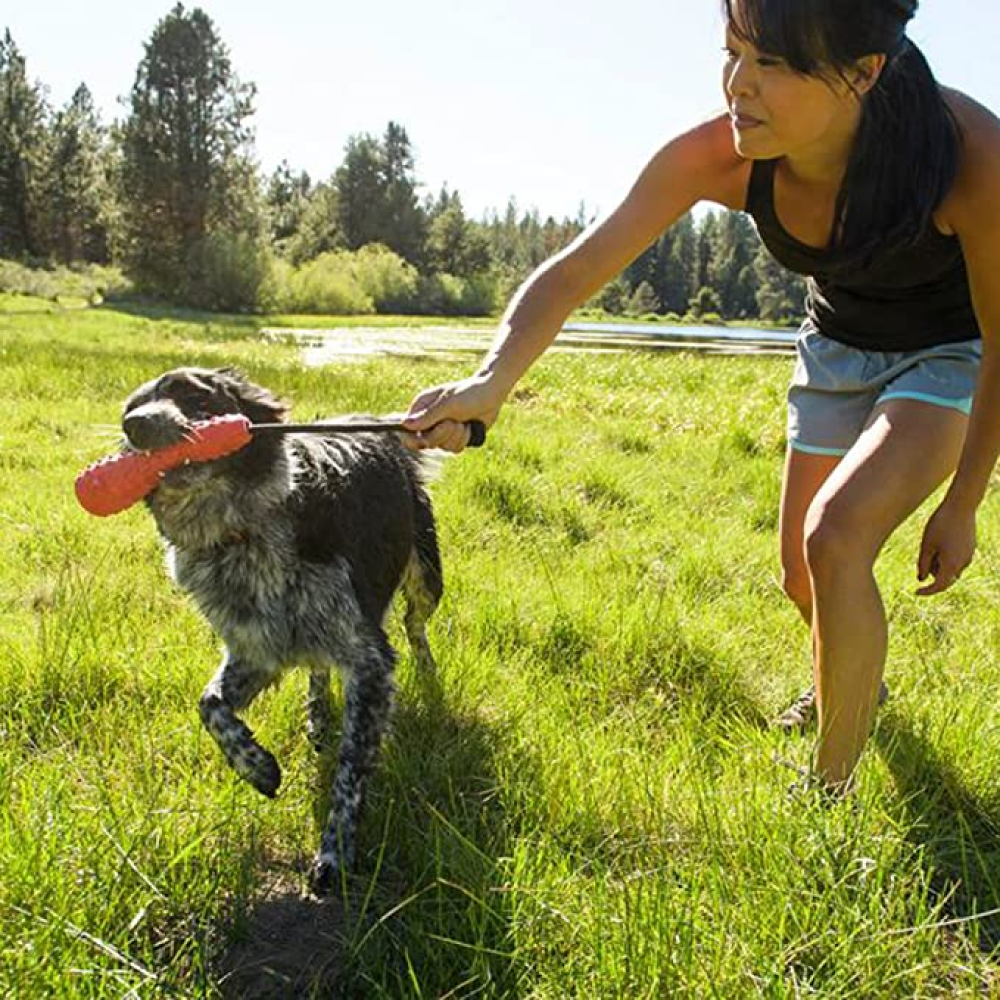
[732,112,764,130]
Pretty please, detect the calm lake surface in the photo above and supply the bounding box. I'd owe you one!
[264,319,799,366]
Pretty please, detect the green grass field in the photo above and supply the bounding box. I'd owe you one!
[2,300,1000,997]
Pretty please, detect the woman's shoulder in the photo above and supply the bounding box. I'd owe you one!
[939,88,1000,232]
[942,87,1000,132]
[943,87,1000,161]
[653,112,752,210]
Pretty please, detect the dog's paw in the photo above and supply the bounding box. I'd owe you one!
[308,854,341,896]
[234,745,282,798]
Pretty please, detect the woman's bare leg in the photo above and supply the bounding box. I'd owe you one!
[779,447,842,624]
[804,399,967,787]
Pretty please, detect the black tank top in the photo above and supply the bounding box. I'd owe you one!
[745,158,979,350]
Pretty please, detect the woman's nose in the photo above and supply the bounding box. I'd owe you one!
[725,56,756,98]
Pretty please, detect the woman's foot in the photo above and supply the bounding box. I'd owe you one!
[788,774,853,802]
[773,753,852,801]
[773,681,889,732]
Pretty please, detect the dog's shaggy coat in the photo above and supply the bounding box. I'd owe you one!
[122,367,441,893]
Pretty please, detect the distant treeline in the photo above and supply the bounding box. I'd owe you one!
[0,5,806,321]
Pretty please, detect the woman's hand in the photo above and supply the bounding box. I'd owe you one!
[401,373,506,452]
[916,498,978,596]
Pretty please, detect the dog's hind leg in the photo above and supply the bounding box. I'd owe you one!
[402,555,439,674]
[310,634,396,894]
[306,665,333,752]
[199,654,281,798]
[402,495,443,674]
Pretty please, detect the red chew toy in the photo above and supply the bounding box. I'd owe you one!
[75,414,254,517]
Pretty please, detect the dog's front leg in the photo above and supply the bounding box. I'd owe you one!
[310,643,395,894]
[198,654,281,798]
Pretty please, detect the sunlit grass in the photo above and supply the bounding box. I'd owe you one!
[2,304,1000,996]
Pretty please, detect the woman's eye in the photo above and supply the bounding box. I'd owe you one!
[722,46,783,68]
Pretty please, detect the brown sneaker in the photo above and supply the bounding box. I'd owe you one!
[773,681,889,732]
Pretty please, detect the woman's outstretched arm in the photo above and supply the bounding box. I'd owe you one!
[402,113,746,451]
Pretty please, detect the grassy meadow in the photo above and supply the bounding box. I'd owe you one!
[3,299,1000,997]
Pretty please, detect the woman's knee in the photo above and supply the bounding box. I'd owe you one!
[780,565,812,618]
[803,498,877,580]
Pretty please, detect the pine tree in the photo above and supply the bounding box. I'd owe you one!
[669,212,699,307]
[117,4,261,302]
[426,188,489,277]
[266,160,312,249]
[334,134,381,251]
[708,210,760,319]
[335,122,427,267]
[381,121,426,266]
[754,244,807,322]
[624,236,657,295]
[285,182,340,265]
[479,198,583,282]
[40,85,110,262]
[695,211,717,294]
[0,31,47,257]
[589,275,630,315]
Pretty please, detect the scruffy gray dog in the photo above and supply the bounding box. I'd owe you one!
[122,366,441,894]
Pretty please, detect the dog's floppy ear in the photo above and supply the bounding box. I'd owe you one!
[213,367,291,424]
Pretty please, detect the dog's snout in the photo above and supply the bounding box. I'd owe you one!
[122,401,188,451]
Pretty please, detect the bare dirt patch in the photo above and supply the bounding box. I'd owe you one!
[216,871,345,999]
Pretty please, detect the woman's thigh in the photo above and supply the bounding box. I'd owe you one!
[807,397,968,561]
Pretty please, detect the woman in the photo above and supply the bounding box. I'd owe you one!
[401,0,1000,792]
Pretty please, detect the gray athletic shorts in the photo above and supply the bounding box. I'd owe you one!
[787,324,981,456]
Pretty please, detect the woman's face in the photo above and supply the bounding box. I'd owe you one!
[722,27,860,162]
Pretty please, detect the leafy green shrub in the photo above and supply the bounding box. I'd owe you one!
[187,231,272,312]
[265,251,374,315]
[350,244,419,312]
[261,245,497,316]
[688,285,722,318]
[416,271,497,316]
[459,272,498,315]
[0,259,133,303]
[262,245,423,315]
[625,280,660,317]
[257,257,293,313]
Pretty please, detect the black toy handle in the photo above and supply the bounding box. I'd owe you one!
[253,418,488,448]
[465,420,487,448]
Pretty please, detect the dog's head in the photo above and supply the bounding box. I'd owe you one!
[123,366,288,449]
[122,367,293,541]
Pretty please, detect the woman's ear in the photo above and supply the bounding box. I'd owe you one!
[852,53,887,95]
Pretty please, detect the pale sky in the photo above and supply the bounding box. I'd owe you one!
[8,2,1000,220]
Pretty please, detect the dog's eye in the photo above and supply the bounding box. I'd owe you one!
[160,377,209,401]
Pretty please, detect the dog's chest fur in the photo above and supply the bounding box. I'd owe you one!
[156,436,415,670]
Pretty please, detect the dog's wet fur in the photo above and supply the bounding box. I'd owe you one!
[122,366,442,894]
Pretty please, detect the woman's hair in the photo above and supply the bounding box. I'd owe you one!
[724,0,961,266]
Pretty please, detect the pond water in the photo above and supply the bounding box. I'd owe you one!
[262,319,798,366]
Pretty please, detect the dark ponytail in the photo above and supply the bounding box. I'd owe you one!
[724,0,961,267]
[836,38,959,266]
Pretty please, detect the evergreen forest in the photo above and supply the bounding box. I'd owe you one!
[0,5,806,321]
